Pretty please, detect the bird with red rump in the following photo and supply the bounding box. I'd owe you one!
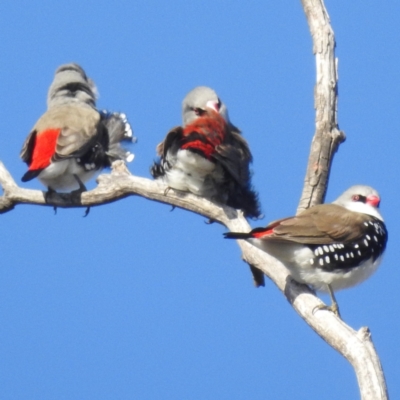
[21,63,134,200]
[225,185,388,316]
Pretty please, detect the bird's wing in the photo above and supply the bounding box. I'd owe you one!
[261,204,371,244]
[32,104,101,161]
[20,129,37,165]
[213,131,252,185]
[156,126,184,158]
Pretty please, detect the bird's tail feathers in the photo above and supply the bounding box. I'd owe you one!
[228,186,262,220]
[21,169,43,182]
[224,232,253,239]
[101,111,136,163]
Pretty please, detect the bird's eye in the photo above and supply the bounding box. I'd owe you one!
[216,99,221,111]
[194,108,204,116]
[352,194,367,203]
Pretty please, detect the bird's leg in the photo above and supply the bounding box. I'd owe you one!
[313,284,341,318]
[327,285,341,317]
[45,186,57,214]
[163,186,176,211]
[71,175,90,217]
[72,174,87,193]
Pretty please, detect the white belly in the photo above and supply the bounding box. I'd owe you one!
[38,159,99,191]
[250,238,382,292]
[294,256,382,292]
[163,149,217,195]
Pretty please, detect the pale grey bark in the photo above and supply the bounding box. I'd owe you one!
[297,0,387,398]
[0,0,387,398]
[0,159,389,399]
[297,0,346,214]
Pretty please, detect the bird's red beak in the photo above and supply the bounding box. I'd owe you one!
[366,194,380,207]
[206,100,220,113]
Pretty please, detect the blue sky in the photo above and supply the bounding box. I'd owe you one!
[1,1,399,398]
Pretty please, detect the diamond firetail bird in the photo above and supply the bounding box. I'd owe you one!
[20,63,134,195]
[224,185,388,315]
[151,86,261,220]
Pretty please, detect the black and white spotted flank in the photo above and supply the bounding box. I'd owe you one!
[308,217,387,272]
[224,185,388,295]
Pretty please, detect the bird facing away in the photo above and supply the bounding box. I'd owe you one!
[20,63,134,194]
[224,185,388,316]
[151,86,261,220]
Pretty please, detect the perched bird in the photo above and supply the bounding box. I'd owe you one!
[224,185,388,315]
[20,63,134,196]
[151,86,261,220]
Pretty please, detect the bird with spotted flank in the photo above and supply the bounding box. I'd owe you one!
[224,185,388,316]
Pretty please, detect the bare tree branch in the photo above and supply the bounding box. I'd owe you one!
[0,161,238,220]
[0,158,388,399]
[297,0,346,214]
[0,0,387,398]
[297,0,387,398]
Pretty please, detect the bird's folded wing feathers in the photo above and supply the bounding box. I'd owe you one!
[156,126,183,157]
[20,130,37,164]
[267,204,370,244]
[213,132,252,185]
[32,105,101,160]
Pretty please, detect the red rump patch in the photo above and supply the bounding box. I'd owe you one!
[252,228,274,238]
[29,128,61,170]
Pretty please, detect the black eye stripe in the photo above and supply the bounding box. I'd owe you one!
[352,194,367,203]
[193,107,205,116]
[59,82,92,96]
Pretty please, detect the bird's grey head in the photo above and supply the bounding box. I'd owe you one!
[182,86,230,126]
[47,63,98,109]
[333,185,383,220]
